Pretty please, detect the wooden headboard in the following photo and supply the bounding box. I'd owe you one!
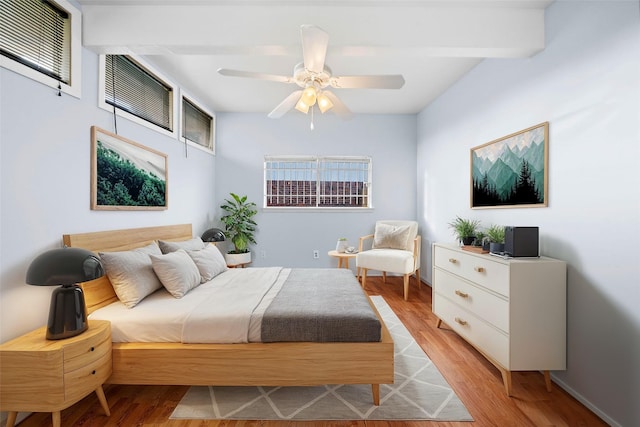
[63,224,193,313]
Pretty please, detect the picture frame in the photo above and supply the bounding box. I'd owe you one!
[470,122,549,209]
[91,126,168,210]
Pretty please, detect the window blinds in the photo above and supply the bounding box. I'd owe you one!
[182,98,212,149]
[0,0,72,84]
[105,55,173,131]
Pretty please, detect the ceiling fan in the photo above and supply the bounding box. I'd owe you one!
[217,25,405,121]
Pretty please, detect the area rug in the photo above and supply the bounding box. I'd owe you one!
[170,296,473,421]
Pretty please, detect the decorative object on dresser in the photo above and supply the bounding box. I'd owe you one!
[25,247,105,340]
[90,126,168,211]
[485,224,506,254]
[504,226,539,257]
[471,122,549,209]
[0,320,112,427]
[447,216,480,246]
[356,220,421,301]
[432,243,566,396]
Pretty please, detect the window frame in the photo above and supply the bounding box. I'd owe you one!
[179,90,216,155]
[98,54,178,138]
[0,0,82,98]
[263,155,373,211]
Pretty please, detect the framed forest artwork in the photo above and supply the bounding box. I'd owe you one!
[91,126,168,210]
[470,122,549,209]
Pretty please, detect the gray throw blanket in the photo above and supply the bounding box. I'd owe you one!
[260,268,381,342]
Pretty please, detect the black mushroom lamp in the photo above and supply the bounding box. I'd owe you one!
[26,247,104,340]
[201,228,226,243]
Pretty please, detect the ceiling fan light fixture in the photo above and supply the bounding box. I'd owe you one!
[317,92,333,113]
[301,86,317,106]
[295,97,310,114]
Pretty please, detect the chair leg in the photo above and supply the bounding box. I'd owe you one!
[382,271,387,283]
[403,274,410,301]
[361,269,368,289]
[416,268,421,289]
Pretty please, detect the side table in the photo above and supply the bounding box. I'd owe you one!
[0,320,112,427]
[327,250,360,277]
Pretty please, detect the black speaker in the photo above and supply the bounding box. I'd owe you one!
[504,226,539,257]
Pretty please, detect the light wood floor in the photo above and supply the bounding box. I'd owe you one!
[15,276,607,427]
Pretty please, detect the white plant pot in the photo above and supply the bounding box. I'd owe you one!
[336,240,349,253]
[224,251,252,266]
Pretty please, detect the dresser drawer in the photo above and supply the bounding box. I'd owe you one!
[433,246,510,297]
[434,268,509,333]
[64,350,112,402]
[433,294,509,368]
[63,323,111,372]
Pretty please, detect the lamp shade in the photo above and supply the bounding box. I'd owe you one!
[201,228,226,243]
[26,247,104,340]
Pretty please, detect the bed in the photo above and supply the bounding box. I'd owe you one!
[63,224,394,405]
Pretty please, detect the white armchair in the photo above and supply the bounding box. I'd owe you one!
[356,220,421,301]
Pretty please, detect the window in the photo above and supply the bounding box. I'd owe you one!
[181,95,215,154]
[102,54,175,134]
[264,156,372,208]
[0,0,82,97]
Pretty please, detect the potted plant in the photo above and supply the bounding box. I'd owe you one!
[486,224,506,254]
[448,216,480,246]
[472,231,491,252]
[220,193,257,266]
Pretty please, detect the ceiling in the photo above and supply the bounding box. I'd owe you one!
[78,0,553,116]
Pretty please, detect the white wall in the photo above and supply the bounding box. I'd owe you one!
[214,112,417,271]
[0,48,217,343]
[417,2,639,426]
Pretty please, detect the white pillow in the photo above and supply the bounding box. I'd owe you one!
[158,237,206,254]
[99,242,163,308]
[150,249,201,298]
[372,223,412,250]
[187,244,228,282]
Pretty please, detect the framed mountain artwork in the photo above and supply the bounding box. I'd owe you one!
[471,122,549,209]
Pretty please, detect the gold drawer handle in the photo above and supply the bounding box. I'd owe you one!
[454,290,469,298]
[474,266,485,273]
[448,258,458,264]
[454,317,468,326]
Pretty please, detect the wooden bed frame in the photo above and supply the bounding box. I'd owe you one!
[63,224,394,405]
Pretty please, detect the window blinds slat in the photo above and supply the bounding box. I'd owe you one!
[182,98,212,149]
[0,0,71,83]
[105,55,173,131]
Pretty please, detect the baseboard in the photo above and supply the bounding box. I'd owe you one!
[550,374,619,427]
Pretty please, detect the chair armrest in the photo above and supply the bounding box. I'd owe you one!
[359,234,374,252]
[413,235,422,269]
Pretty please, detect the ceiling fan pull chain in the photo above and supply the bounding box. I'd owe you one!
[310,105,315,130]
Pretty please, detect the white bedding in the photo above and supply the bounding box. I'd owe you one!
[88,267,289,343]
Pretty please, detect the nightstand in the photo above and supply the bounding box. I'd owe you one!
[0,320,112,427]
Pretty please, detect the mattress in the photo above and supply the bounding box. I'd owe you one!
[88,267,381,344]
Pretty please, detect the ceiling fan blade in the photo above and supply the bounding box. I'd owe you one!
[268,90,303,118]
[329,75,405,89]
[300,25,329,74]
[322,91,353,120]
[218,68,293,84]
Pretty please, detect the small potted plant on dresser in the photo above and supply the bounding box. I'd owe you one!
[448,216,481,246]
[220,193,257,266]
[486,224,506,254]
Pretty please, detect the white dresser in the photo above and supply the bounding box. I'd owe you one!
[432,243,566,395]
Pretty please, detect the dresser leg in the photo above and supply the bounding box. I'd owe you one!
[371,384,380,406]
[52,411,61,427]
[543,370,552,392]
[436,318,442,328]
[500,369,513,396]
[5,411,17,427]
[95,385,111,416]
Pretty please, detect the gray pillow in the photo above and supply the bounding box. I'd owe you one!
[372,223,412,250]
[158,237,206,254]
[150,249,201,298]
[187,244,228,282]
[99,242,163,308]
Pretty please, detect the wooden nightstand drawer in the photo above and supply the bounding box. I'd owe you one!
[434,294,509,367]
[64,321,111,372]
[434,245,509,297]
[434,268,509,333]
[64,350,112,402]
